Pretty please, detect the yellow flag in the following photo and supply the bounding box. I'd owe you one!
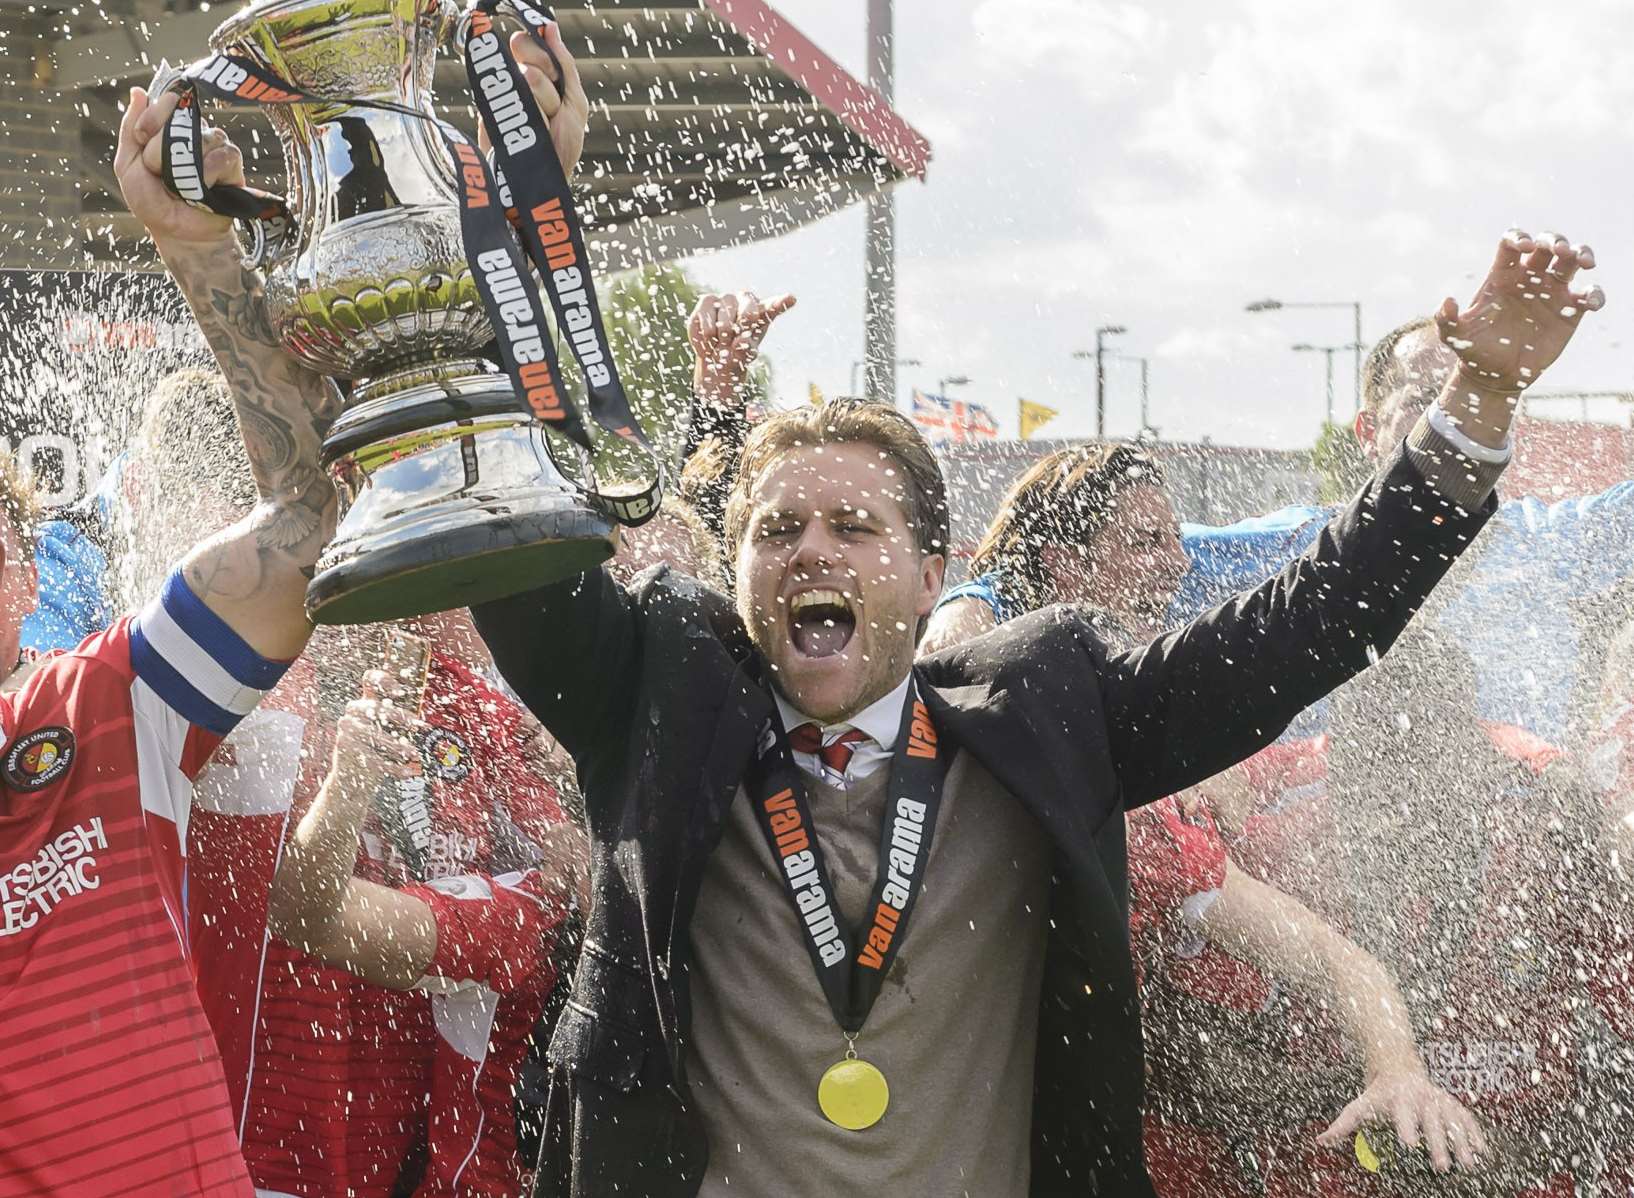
[1019,398,1059,440]
[809,382,825,407]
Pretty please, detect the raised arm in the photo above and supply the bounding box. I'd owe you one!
[269,665,577,991]
[115,86,337,661]
[472,566,641,764]
[683,291,795,461]
[1106,230,1604,806]
[267,674,439,990]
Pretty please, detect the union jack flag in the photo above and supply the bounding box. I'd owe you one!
[910,390,1000,444]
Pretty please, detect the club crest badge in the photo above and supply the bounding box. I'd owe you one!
[418,726,472,783]
[5,727,76,791]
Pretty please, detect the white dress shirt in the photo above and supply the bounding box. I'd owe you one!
[773,672,912,788]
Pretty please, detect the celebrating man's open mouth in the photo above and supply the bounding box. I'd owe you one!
[788,588,857,659]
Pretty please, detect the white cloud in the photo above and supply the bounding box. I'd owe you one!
[693,0,1634,449]
[972,0,1163,79]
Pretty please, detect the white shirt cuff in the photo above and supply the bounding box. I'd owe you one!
[1426,402,1513,465]
[1180,888,1222,929]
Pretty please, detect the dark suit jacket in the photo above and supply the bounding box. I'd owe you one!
[474,445,1492,1197]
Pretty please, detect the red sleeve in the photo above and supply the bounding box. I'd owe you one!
[407,869,567,995]
[1129,796,1228,917]
[185,691,312,1124]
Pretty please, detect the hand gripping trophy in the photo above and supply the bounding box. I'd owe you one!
[153,0,659,625]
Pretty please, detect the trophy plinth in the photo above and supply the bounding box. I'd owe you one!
[212,0,615,625]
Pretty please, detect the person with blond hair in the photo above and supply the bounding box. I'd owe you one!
[473,230,1597,1196]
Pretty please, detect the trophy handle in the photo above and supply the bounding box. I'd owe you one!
[237,213,298,274]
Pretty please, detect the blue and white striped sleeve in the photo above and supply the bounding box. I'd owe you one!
[129,570,292,737]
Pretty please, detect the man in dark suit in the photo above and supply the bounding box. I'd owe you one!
[475,231,1601,1197]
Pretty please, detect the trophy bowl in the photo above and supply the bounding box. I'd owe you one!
[211,0,616,625]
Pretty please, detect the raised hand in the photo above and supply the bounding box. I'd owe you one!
[479,23,590,178]
[1436,230,1604,398]
[329,658,422,783]
[690,291,798,407]
[116,86,243,252]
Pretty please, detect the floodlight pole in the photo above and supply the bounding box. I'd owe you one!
[1071,329,1125,438]
[1291,342,1364,425]
[853,356,921,397]
[1248,298,1364,413]
[864,0,897,408]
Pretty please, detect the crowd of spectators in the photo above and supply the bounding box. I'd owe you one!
[1,18,1631,1198]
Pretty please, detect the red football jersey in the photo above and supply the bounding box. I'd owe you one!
[404,870,561,1197]
[0,572,288,1198]
[189,649,570,1198]
[1129,796,1272,1013]
[1422,804,1581,1129]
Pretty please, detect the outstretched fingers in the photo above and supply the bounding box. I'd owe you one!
[1433,295,1463,347]
[1575,283,1608,314]
[1392,1095,1423,1157]
[1542,238,1584,286]
[1491,227,1535,276]
[1434,1102,1484,1172]
[1412,1095,1451,1173]
[691,291,796,364]
[1522,231,1562,278]
[1557,242,1605,316]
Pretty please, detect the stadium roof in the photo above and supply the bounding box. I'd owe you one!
[53,0,932,269]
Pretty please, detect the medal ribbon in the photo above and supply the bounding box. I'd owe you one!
[459,0,647,484]
[149,19,660,527]
[745,682,953,1035]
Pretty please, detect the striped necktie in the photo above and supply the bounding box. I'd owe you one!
[787,723,870,781]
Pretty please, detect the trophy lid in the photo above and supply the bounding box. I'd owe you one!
[209,0,456,96]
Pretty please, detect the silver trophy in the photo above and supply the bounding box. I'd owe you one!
[210,0,614,626]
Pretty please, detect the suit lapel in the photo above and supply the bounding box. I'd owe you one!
[918,666,1114,881]
[695,659,774,837]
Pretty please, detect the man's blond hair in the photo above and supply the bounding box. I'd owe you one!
[0,452,39,558]
[114,368,257,612]
[135,368,257,513]
[723,400,949,559]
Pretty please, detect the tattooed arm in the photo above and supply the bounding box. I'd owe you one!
[159,238,339,659]
[115,85,337,660]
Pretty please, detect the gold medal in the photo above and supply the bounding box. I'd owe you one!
[818,1055,890,1131]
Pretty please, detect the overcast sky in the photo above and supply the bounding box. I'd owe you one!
[690,0,1633,449]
